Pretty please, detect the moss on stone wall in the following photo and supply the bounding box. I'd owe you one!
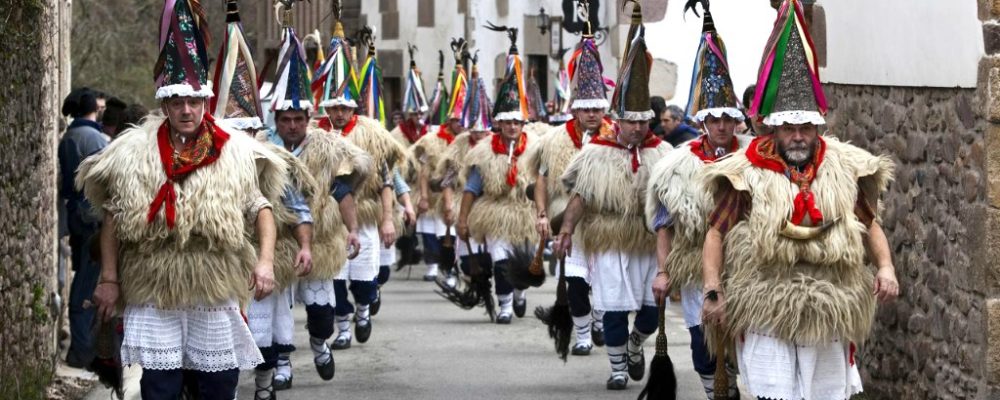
[0,1,60,399]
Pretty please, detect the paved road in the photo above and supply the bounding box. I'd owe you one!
[234,268,709,400]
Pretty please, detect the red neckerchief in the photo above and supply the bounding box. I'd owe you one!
[745,135,827,225]
[437,124,456,145]
[566,117,613,149]
[148,113,230,229]
[566,119,583,149]
[589,132,662,173]
[317,117,332,132]
[340,115,358,136]
[317,115,358,135]
[399,120,427,144]
[689,135,740,162]
[490,132,528,187]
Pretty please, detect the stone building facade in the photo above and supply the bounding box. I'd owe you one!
[0,0,72,398]
[809,0,996,398]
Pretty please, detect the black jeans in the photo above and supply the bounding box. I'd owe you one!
[139,368,239,400]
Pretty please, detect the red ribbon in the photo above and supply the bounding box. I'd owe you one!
[399,120,427,143]
[437,124,456,145]
[491,132,528,187]
[148,113,230,229]
[589,132,662,173]
[688,134,740,163]
[745,136,827,225]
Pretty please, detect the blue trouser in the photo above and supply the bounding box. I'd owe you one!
[333,279,378,316]
[68,231,99,363]
[603,305,658,347]
[305,303,336,339]
[566,276,592,318]
[493,260,513,296]
[256,345,279,371]
[377,265,391,285]
[140,368,239,400]
[689,325,716,375]
[421,233,443,264]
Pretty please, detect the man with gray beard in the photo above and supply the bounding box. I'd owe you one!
[700,1,898,398]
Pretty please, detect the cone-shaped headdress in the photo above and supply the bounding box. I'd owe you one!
[154,0,213,99]
[683,0,743,124]
[357,27,386,125]
[462,53,494,132]
[749,0,827,126]
[609,1,654,121]
[267,5,313,113]
[210,0,263,129]
[425,50,451,126]
[487,23,529,122]
[446,38,469,121]
[402,44,430,114]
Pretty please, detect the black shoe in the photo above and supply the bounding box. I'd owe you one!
[423,274,437,282]
[513,298,526,318]
[272,375,292,391]
[592,325,605,347]
[314,352,335,381]
[65,352,91,369]
[355,318,372,343]
[606,375,628,390]
[571,342,592,356]
[627,348,645,381]
[371,289,382,316]
[330,335,352,350]
[496,313,512,324]
[254,385,276,400]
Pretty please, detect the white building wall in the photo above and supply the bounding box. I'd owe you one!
[818,0,983,88]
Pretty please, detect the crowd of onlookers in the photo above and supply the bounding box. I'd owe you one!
[57,87,149,369]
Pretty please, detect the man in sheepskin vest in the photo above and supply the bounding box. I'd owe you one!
[435,53,492,295]
[457,28,540,324]
[644,2,748,398]
[526,24,612,356]
[313,25,410,349]
[554,2,671,390]
[407,44,464,283]
[79,1,287,397]
[700,1,899,399]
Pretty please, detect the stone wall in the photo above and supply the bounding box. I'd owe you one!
[0,0,64,398]
[824,84,989,399]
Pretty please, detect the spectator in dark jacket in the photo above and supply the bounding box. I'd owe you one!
[58,87,109,368]
[661,104,700,147]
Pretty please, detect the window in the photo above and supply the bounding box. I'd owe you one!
[418,0,434,27]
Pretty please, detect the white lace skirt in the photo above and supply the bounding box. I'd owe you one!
[589,251,657,312]
[737,329,863,400]
[416,215,447,236]
[247,290,295,349]
[564,238,589,280]
[680,285,703,328]
[121,301,263,372]
[296,278,336,306]
[335,224,380,281]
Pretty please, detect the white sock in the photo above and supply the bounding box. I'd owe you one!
[514,289,526,303]
[607,345,627,376]
[335,315,352,340]
[572,315,593,345]
[356,304,371,326]
[592,309,605,331]
[255,368,274,396]
[498,293,514,314]
[627,330,651,363]
[275,353,292,379]
[426,263,439,276]
[445,274,457,288]
[698,373,716,399]
[310,337,331,364]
